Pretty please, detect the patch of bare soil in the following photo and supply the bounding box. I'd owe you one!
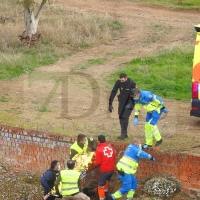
[1,0,200,155]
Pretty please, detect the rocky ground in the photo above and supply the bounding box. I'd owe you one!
[0,160,192,200]
[0,162,43,199]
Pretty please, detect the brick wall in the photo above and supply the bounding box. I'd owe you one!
[0,125,200,198]
[0,125,76,173]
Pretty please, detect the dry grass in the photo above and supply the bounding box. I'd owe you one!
[40,7,117,48]
[0,0,122,50]
[0,0,122,79]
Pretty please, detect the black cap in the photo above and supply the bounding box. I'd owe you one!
[98,135,106,143]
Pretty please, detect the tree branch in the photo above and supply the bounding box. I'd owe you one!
[35,0,47,22]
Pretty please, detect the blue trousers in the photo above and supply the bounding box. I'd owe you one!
[111,173,137,199]
[146,110,163,125]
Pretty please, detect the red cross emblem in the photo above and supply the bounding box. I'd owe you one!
[103,146,113,157]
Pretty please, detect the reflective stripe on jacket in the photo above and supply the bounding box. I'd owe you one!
[134,90,164,115]
[116,143,151,174]
[70,139,88,155]
[60,169,80,196]
[116,155,138,174]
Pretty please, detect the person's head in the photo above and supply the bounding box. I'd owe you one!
[119,73,127,82]
[132,138,141,148]
[98,135,106,143]
[67,159,76,169]
[77,134,87,144]
[130,88,140,100]
[19,197,27,200]
[50,160,60,171]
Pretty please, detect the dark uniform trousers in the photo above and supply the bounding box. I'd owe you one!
[120,108,132,136]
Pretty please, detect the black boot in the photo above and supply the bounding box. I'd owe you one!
[117,135,126,139]
[83,188,95,196]
[155,139,163,146]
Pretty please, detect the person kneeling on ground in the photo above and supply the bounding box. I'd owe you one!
[54,159,90,200]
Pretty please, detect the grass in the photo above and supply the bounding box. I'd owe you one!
[0,45,66,79]
[132,0,200,9]
[0,0,122,80]
[108,45,193,101]
[0,95,9,102]
[144,23,173,44]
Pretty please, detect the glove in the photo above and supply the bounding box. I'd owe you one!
[150,156,156,162]
[54,193,62,198]
[118,170,125,177]
[133,118,138,126]
[142,144,149,149]
[163,108,168,113]
[108,105,113,112]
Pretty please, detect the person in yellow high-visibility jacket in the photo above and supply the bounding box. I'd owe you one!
[70,134,96,159]
[54,160,90,200]
[130,88,168,148]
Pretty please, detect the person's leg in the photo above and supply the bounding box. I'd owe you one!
[98,172,108,200]
[118,110,132,139]
[144,113,153,146]
[150,111,163,146]
[126,174,138,200]
[111,173,132,199]
[104,170,114,192]
[74,192,90,200]
[144,123,154,146]
[62,196,74,200]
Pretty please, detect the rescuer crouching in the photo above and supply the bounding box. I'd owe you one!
[54,160,90,200]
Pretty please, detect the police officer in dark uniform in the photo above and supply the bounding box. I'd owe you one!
[40,160,61,200]
[108,73,136,139]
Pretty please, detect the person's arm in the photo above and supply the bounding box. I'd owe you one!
[134,102,141,116]
[70,149,78,159]
[137,149,152,160]
[54,174,61,194]
[152,94,164,106]
[109,80,119,105]
[88,137,97,151]
[130,79,137,89]
[94,149,101,167]
[40,171,52,194]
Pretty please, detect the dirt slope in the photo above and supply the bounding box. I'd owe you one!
[1,0,200,154]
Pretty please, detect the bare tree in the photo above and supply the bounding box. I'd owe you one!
[18,0,50,45]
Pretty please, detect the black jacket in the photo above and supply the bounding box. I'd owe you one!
[40,168,59,195]
[109,78,136,117]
